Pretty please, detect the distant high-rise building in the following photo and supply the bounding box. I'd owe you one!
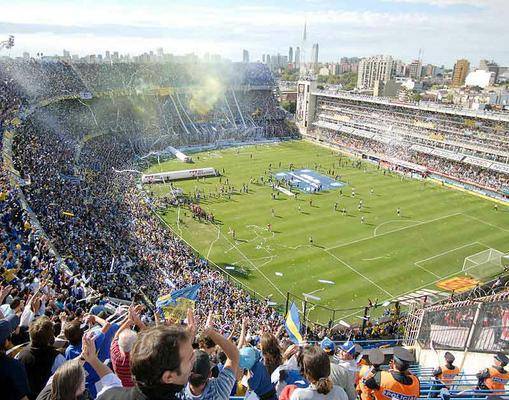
[423,64,437,77]
[311,43,319,67]
[157,48,164,58]
[262,54,266,63]
[294,47,300,68]
[452,59,470,86]
[357,55,396,90]
[242,49,249,63]
[300,21,307,74]
[63,49,70,59]
[408,59,422,80]
[479,59,499,83]
[289,46,293,64]
[105,50,111,61]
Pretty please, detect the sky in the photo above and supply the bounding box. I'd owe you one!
[0,0,508,67]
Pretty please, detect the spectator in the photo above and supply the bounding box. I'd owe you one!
[97,324,194,400]
[185,311,239,400]
[291,345,348,400]
[260,332,282,376]
[0,314,30,400]
[320,339,356,400]
[17,316,66,400]
[37,335,122,400]
[110,306,146,388]
[239,346,276,400]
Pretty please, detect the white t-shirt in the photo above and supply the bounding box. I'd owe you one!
[291,384,348,400]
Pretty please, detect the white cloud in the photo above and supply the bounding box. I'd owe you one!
[381,0,489,6]
[0,1,507,65]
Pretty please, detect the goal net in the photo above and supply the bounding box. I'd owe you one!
[462,248,504,279]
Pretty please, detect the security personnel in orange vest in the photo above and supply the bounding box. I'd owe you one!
[364,347,420,400]
[477,352,509,395]
[358,349,385,400]
[433,352,461,388]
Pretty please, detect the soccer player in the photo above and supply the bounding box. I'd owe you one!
[358,204,362,212]
[271,208,275,217]
[342,207,347,215]
[352,190,355,197]
[309,199,313,207]
[370,188,374,196]
[494,204,498,211]
[397,208,401,217]
[361,216,365,224]
[309,235,313,245]
[298,205,302,213]
[267,224,272,232]
[334,202,338,212]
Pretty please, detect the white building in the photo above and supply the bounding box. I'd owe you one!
[465,69,495,88]
[357,55,396,90]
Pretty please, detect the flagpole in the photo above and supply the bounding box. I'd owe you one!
[303,299,308,334]
[285,292,290,316]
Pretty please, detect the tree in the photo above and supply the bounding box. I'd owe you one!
[281,100,296,114]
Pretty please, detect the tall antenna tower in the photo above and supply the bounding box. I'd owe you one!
[299,19,308,76]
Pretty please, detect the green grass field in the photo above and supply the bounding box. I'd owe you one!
[144,140,509,323]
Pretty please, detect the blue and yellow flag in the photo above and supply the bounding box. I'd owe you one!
[156,284,200,321]
[285,302,303,344]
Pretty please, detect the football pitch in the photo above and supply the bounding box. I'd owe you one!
[144,140,509,323]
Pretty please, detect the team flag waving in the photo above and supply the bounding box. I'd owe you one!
[156,284,201,321]
[285,302,303,344]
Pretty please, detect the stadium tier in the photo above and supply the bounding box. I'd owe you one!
[296,81,509,198]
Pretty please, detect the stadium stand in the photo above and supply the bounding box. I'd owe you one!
[1,61,509,400]
[296,82,509,200]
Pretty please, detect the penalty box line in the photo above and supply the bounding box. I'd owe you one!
[217,228,286,299]
[412,242,487,280]
[325,212,462,252]
[324,249,393,297]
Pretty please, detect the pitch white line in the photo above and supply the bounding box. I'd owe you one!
[206,227,221,259]
[176,207,183,235]
[361,256,388,261]
[217,229,286,298]
[412,263,442,279]
[414,242,482,265]
[326,212,462,251]
[324,249,393,297]
[373,219,423,237]
[462,213,509,234]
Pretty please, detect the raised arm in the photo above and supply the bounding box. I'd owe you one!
[203,311,239,375]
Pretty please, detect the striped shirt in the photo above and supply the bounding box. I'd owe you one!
[110,337,134,387]
[184,366,236,400]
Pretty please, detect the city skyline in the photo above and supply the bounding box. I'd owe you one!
[0,0,508,67]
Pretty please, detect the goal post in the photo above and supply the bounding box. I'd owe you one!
[462,248,505,279]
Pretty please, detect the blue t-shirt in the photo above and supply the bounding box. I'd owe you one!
[65,343,82,361]
[248,359,275,397]
[0,353,30,400]
[65,323,119,398]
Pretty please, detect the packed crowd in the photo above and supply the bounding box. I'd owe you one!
[316,97,509,160]
[318,129,509,191]
[0,60,276,101]
[317,97,509,153]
